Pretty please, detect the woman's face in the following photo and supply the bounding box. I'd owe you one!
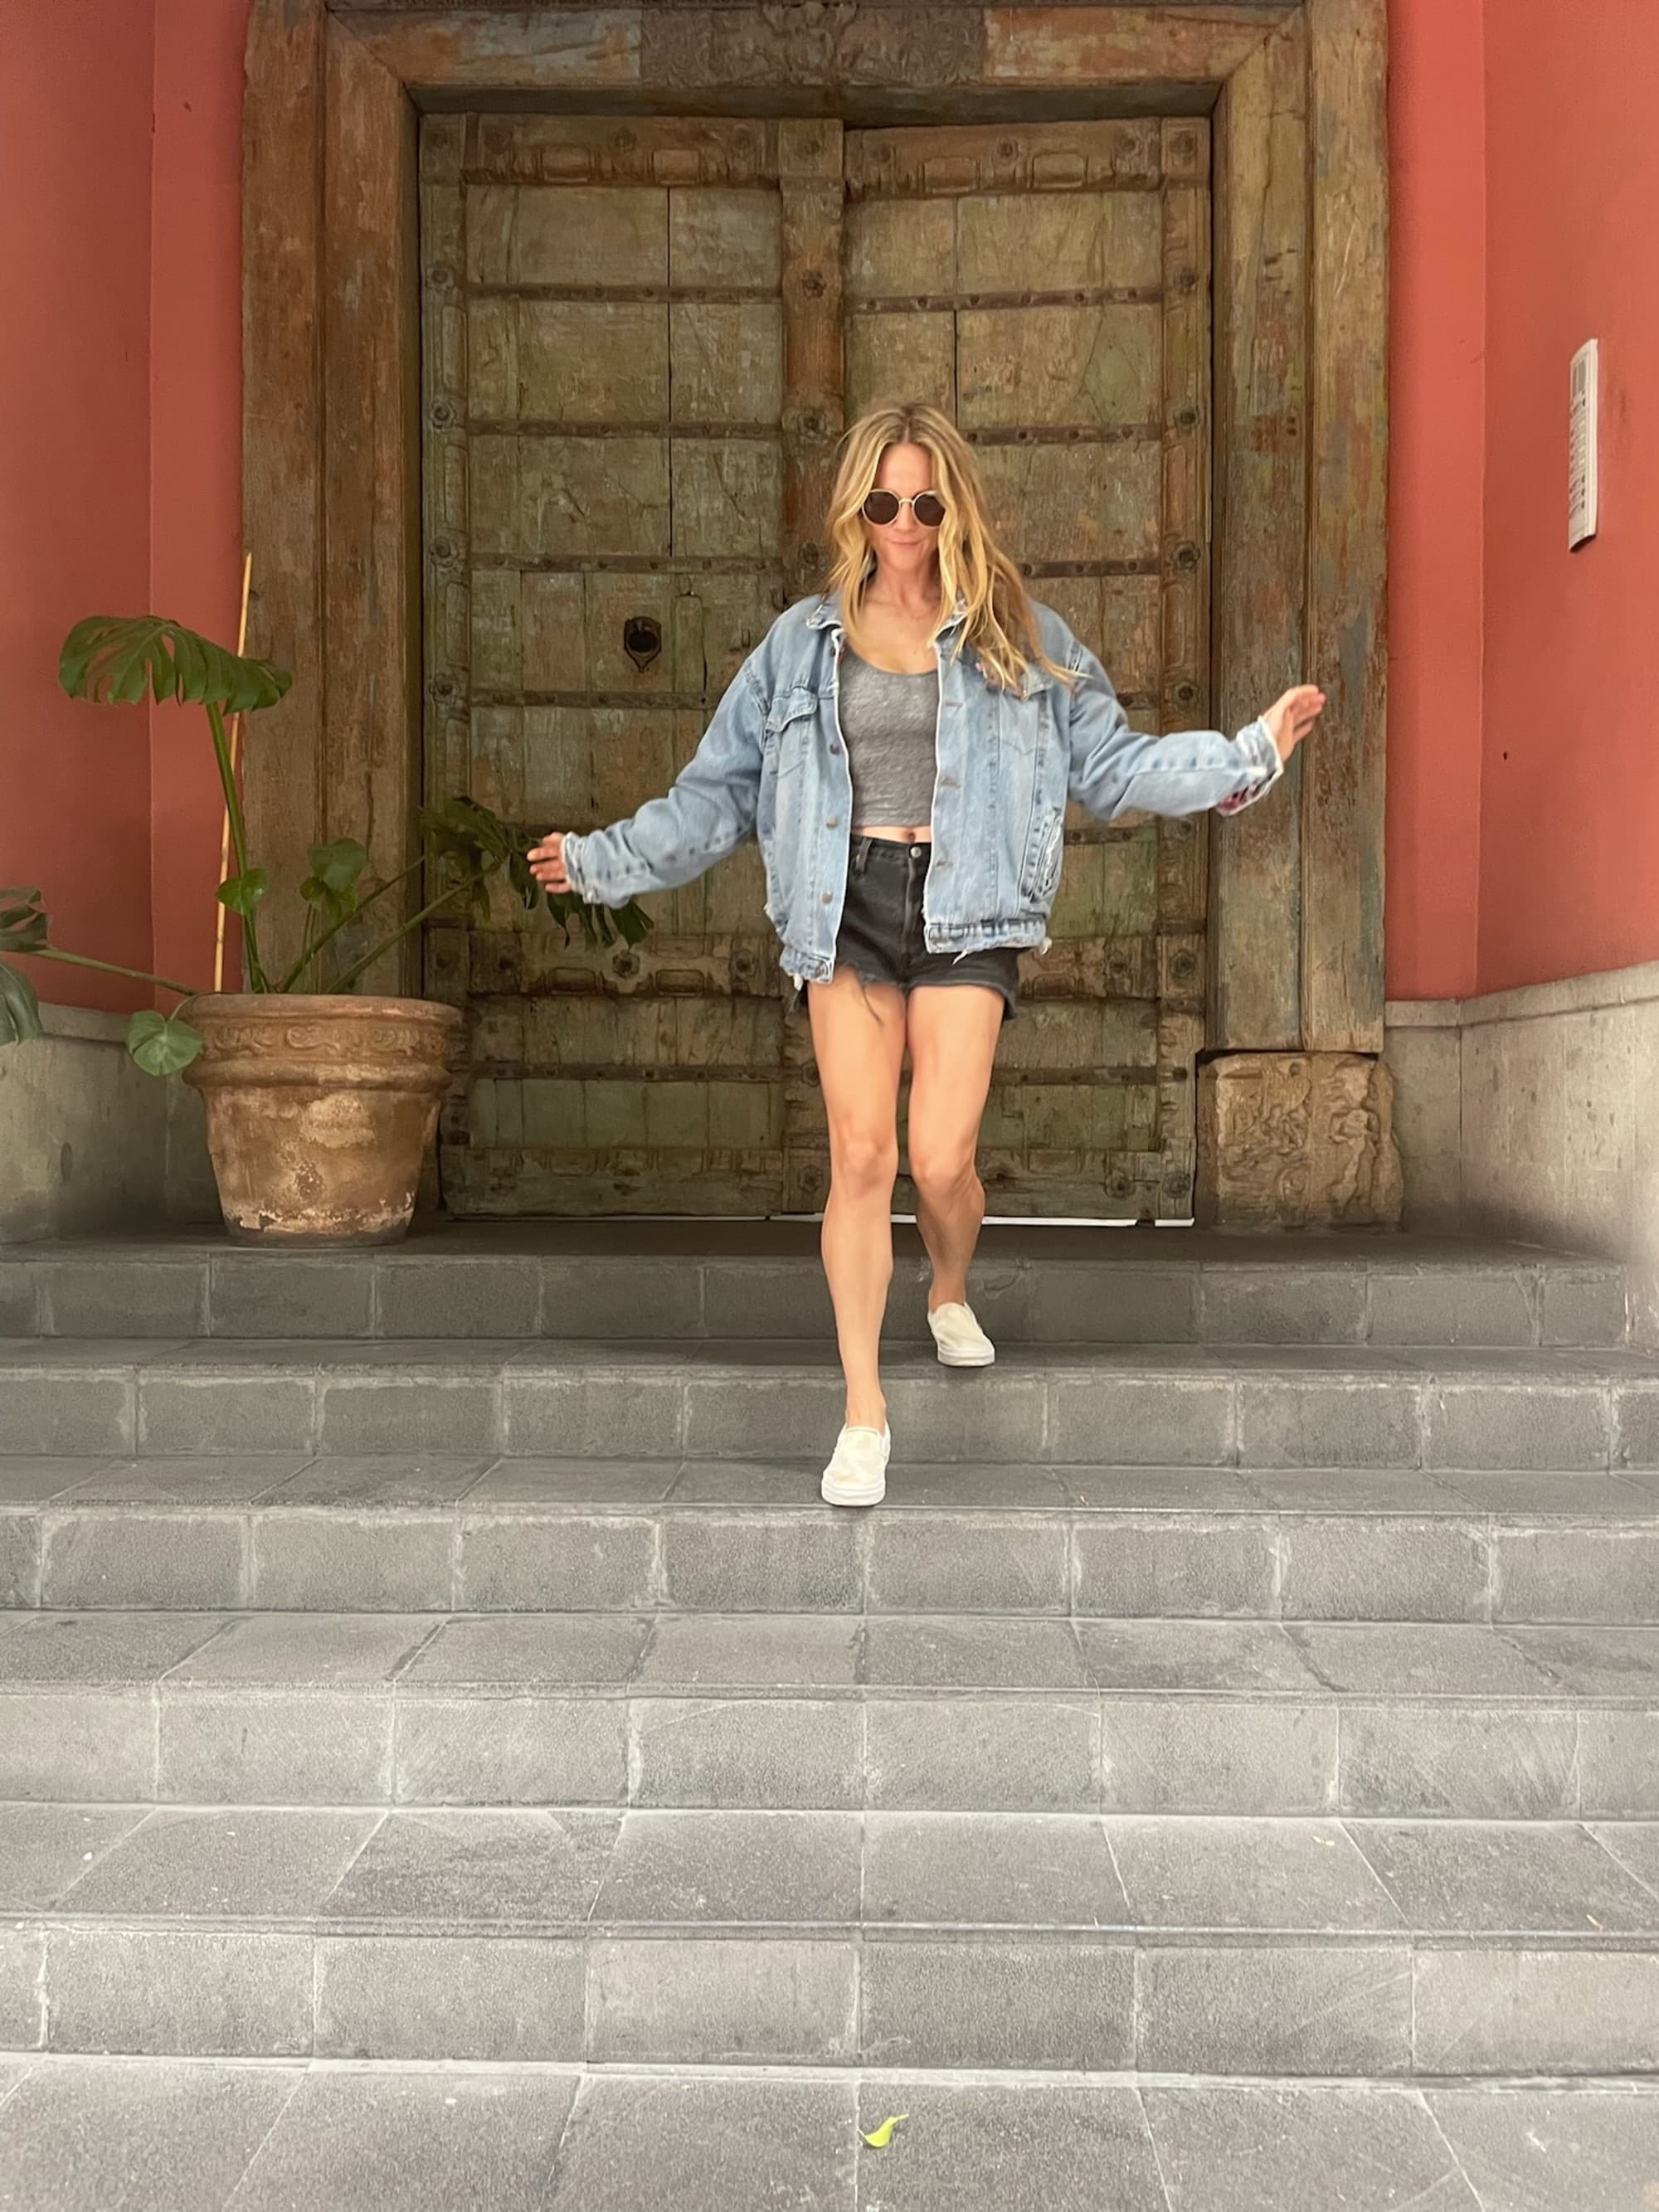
[861,440,942,584]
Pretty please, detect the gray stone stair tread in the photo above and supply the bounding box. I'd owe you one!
[1,2064,1654,2212]
[9,1452,1659,1516]
[6,1335,1659,1377]
[11,1801,1659,1937]
[7,1608,1659,1701]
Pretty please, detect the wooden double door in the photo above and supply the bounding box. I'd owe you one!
[421,111,1212,1219]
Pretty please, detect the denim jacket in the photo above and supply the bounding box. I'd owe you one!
[559,591,1282,989]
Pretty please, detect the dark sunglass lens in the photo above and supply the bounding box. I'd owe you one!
[862,489,900,525]
[912,493,946,528]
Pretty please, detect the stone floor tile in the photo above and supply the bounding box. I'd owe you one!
[661,1510,862,1612]
[1058,1467,1260,1510]
[0,2057,300,2212]
[1110,1814,1404,1932]
[547,2075,855,2212]
[860,1937,1131,2069]
[168,1612,435,1684]
[1584,1821,1659,1901]
[1338,1704,1579,1818]
[1101,1698,1336,1815]
[228,2069,578,2212]
[866,1513,1068,1613]
[594,1808,862,1925]
[1073,1518,1275,1618]
[1579,1709,1659,1816]
[41,1512,244,1612]
[394,1692,627,1807]
[864,1694,1098,1811]
[863,1616,1089,1689]
[1138,1943,1413,2075]
[459,1512,659,1612]
[0,1688,155,1801]
[864,1811,1126,1928]
[53,1456,307,1504]
[1143,2084,1477,2211]
[1504,1623,1659,1693]
[668,1460,823,1506]
[0,1804,146,1909]
[877,1463,1074,1510]
[46,1928,313,2058]
[58,1807,377,1918]
[1284,1621,1561,1696]
[637,1613,859,1689]
[1438,1469,1658,1515]
[322,1808,618,1925]
[1350,1819,1659,1932]
[0,1612,228,1685]
[465,1457,681,1505]
[264,1457,491,1506]
[1414,1949,1659,2073]
[1426,2086,1659,2212]
[587,1935,856,2064]
[1078,1618,1320,1693]
[853,2081,1165,2212]
[1238,1468,1463,1511]
[401,1612,649,1687]
[0,1461,110,1506]
[251,1513,452,1612]
[631,1696,861,1810]
[162,1687,394,1806]
[314,1933,585,2061]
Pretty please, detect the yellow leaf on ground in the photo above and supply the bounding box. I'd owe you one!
[862,2114,909,2149]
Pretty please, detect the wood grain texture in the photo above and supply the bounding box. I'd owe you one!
[335,8,641,86]
[779,121,844,606]
[642,6,984,89]
[324,17,423,992]
[1207,10,1306,1051]
[243,0,327,977]
[1301,0,1387,1052]
[986,6,1287,85]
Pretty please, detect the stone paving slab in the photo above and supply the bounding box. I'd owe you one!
[1,1231,1628,1350]
[3,2064,1657,2212]
[5,1340,1659,1466]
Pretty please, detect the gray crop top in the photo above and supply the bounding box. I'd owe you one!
[838,648,940,829]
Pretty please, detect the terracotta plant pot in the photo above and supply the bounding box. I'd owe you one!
[182,994,462,1246]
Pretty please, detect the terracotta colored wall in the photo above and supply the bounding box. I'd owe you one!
[0,2,158,1012]
[150,0,253,999]
[0,0,248,1017]
[1384,0,1486,1002]
[1477,0,1659,994]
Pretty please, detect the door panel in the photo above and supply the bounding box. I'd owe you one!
[422,113,1210,1219]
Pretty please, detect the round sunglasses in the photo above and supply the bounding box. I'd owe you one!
[861,488,946,529]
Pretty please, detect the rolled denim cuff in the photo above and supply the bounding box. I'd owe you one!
[558,832,597,902]
[1215,717,1284,817]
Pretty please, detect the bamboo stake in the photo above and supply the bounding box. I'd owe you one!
[212,552,255,993]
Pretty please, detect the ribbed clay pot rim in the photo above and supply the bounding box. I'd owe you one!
[182,993,462,1026]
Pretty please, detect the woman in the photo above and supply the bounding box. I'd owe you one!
[530,401,1323,1509]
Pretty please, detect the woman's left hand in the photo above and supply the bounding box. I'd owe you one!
[1262,685,1326,761]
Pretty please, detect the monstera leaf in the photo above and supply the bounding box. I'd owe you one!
[60,616,291,714]
[0,889,46,1045]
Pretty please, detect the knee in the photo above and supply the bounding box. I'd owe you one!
[830,1128,899,1198]
[908,1143,979,1202]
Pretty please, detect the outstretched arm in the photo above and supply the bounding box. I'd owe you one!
[529,659,767,904]
[1063,631,1322,820]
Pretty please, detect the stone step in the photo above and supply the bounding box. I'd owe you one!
[0,1228,1629,1349]
[7,1458,1659,1622]
[5,1609,1659,1819]
[7,1802,1659,2075]
[3,1338,1659,1467]
[2,2062,1655,2212]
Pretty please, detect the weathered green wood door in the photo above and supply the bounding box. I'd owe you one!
[422,114,1210,1219]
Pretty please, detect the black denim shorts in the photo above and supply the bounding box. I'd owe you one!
[785,835,1022,1023]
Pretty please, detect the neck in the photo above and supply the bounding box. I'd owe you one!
[864,563,942,620]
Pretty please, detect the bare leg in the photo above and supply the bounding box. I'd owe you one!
[904,984,1005,1310]
[806,969,908,1429]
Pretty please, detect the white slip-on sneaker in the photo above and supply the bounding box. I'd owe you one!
[820,1422,891,1508]
[927,1300,996,1368]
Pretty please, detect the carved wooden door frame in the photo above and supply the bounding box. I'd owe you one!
[244,0,1388,1217]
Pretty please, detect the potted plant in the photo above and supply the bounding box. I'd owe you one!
[0,616,650,1245]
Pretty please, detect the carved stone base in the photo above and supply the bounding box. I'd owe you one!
[1196,1053,1404,1229]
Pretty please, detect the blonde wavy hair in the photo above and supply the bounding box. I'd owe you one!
[824,401,1075,694]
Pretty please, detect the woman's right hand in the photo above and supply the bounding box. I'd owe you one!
[528,832,569,892]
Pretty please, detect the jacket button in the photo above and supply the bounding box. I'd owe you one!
[821,892,833,904]
[830,741,842,754]
[825,815,839,828]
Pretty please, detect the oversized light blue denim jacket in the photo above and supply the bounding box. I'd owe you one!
[559,591,1283,989]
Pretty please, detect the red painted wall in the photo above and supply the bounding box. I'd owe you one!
[1477,0,1659,994]
[0,2,158,1012]
[0,0,248,1016]
[150,0,253,1000]
[1384,0,1486,1002]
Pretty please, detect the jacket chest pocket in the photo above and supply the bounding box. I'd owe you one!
[763,688,819,779]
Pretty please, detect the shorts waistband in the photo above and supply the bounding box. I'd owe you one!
[850,833,932,874]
